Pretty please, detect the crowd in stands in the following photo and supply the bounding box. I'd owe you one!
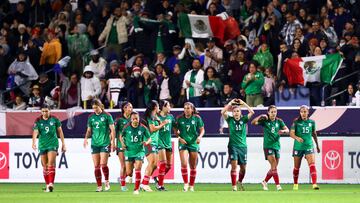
[1,0,360,110]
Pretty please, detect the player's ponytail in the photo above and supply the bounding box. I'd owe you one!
[144,100,159,126]
[159,100,170,112]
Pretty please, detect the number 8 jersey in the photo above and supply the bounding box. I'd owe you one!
[33,116,61,151]
[291,118,316,150]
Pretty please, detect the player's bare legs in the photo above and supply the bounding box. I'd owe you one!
[100,152,110,191]
[293,156,302,190]
[230,160,238,191]
[180,150,189,191]
[117,152,128,191]
[262,155,281,190]
[305,154,319,190]
[141,153,158,191]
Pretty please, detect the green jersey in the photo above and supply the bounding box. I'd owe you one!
[122,124,150,157]
[241,71,265,95]
[147,117,160,146]
[226,115,249,148]
[158,114,175,149]
[33,116,61,151]
[176,114,204,144]
[115,116,130,148]
[87,112,114,147]
[291,118,316,150]
[258,118,286,150]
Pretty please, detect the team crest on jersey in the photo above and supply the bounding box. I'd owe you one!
[138,131,142,135]
[309,123,312,127]
[101,117,105,121]
[275,123,279,127]
[181,122,184,124]
[240,121,243,125]
[41,123,43,126]
[191,120,195,124]
[50,121,54,126]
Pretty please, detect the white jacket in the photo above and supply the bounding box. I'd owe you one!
[183,69,204,99]
[80,66,101,101]
[89,57,107,79]
[355,91,360,106]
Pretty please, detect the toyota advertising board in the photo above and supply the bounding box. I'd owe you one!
[0,137,359,183]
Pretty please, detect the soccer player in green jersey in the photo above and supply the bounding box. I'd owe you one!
[252,105,289,191]
[155,100,176,191]
[221,99,254,191]
[290,105,320,190]
[120,112,151,195]
[83,99,116,192]
[141,100,169,192]
[176,102,205,192]
[115,102,132,191]
[32,105,66,192]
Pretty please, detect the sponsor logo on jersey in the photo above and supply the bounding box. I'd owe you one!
[322,140,343,180]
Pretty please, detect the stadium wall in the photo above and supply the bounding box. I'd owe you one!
[0,137,359,184]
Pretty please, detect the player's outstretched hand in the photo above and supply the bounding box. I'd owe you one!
[83,139,88,148]
[62,144,66,153]
[32,143,37,151]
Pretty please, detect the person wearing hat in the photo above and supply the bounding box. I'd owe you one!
[16,24,29,48]
[28,85,44,109]
[105,60,120,80]
[89,49,107,79]
[204,38,223,72]
[99,7,130,59]
[139,66,157,107]
[80,65,101,109]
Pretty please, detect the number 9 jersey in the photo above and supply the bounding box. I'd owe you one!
[33,116,61,151]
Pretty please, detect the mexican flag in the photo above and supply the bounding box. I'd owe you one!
[283,53,343,86]
[178,13,226,40]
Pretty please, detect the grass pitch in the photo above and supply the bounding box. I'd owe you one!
[0,183,359,203]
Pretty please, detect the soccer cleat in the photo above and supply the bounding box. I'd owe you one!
[183,184,189,192]
[276,185,282,191]
[153,176,159,188]
[239,183,245,191]
[48,183,54,192]
[44,185,50,193]
[96,186,103,192]
[104,181,110,191]
[261,181,269,191]
[189,186,194,192]
[293,184,299,191]
[140,185,153,192]
[232,186,237,191]
[312,184,320,190]
[121,186,128,192]
[157,186,167,191]
[133,190,139,195]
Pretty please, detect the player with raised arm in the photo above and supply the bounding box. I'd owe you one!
[114,102,133,191]
[176,102,205,192]
[32,105,66,192]
[83,99,116,192]
[290,105,320,190]
[251,105,289,191]
[221,99,254,191]
[141,100,169,192]
[120,112,151,195]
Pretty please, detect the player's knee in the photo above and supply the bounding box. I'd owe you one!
[126,171,133,176]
